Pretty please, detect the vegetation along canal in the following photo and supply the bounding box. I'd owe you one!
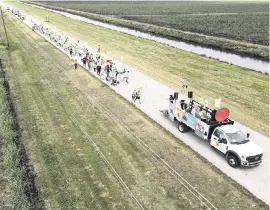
[28,3,269,74]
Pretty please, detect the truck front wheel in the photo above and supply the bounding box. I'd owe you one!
[227,155,240,168]
[178,122,188,133]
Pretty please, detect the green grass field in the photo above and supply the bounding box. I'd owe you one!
[27,1,269,60]
[39,1,269,46]
[0,42,31,209]
[0,10,268,209]
[9,1,270,136]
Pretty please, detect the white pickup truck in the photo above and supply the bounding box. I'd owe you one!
[209,124,263,167]
[161,92,263,168]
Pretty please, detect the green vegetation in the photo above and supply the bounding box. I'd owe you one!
[1,10,268,209]
[122,13,269,46]
[9,1,270,135]
[37,1,269,16]
[0,36,30,210]
[32,1,269,59]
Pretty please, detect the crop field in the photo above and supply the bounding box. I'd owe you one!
[0,10,268,209]
[122,13,269,46]
[38,1,269,46]
[8,1,270,136]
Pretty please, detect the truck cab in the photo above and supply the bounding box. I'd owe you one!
[210,125,263,167]
[12,9,19,15]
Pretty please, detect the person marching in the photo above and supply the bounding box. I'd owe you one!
[132,90,136,102]
[87,58,92,71]
[96,45,101,60]
[134,89,142,104]
[105,63,110,80]
[123,70,129,84]
[82,56,87,68]
[97,59,102,76]
[132,88,142,104]
[69,45,73,58]
[74,59,78,70]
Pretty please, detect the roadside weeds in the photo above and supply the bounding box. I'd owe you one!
[0,58,44,210]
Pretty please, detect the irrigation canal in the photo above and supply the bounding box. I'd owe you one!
[28,3,269,74]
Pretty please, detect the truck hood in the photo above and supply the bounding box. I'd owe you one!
[230,141,263,157]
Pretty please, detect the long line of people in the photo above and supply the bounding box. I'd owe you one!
[32,21,130,87]
[25,13,142,104]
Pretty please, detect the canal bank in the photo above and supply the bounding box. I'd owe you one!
[24,1,269,74]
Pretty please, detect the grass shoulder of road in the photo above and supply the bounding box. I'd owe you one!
[26,1,269,60]
[8,1,270,136]
[3,11,269,209]
[0,46,31,209]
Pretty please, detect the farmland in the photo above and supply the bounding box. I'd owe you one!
[1,11,268,209]
[122,13,269,46]
[34,1,269,59]
[39,1,269,16]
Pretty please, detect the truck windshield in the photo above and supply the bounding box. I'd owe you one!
[225,131,249,144]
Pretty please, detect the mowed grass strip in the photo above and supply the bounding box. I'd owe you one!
[7,13,212,210]
[3,12,268,209]
[0,48,30,209]
[0,17,33,209]
[6,16,139,210]
[9,2,270,136]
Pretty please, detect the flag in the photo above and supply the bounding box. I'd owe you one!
[120,56,124,71]
[215,98,222,108]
